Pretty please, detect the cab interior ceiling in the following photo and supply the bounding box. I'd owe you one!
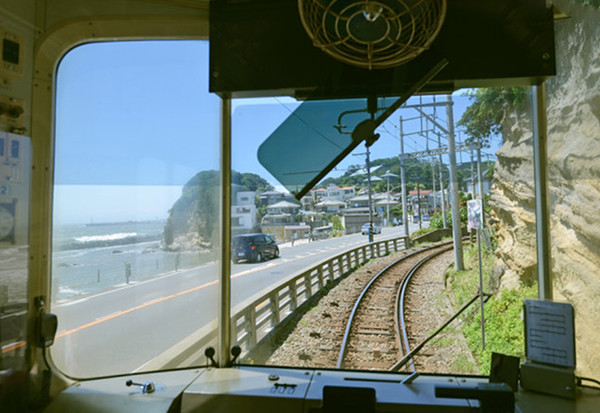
[209,0,556,100]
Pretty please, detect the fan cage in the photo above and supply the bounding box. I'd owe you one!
[299,0,447,70]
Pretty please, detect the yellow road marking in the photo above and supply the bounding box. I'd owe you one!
[17,239,367,349]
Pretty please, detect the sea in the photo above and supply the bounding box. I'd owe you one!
[51,220,213,302]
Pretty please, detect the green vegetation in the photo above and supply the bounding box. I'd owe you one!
[411,226,434,238]
[427,191,474,231]
[457,87,527,147]
[164,170,272,248]
[389,205,403,219]
[331,215,344,235]
[428,211,446,230]
[164,170,220,248]
[451,354,478,373]
[235,171,274,192]
[446,243,496,304]
[573,0,600,9]
[319,156,493,194]
[465,285,537,374]
[446,239,537,375]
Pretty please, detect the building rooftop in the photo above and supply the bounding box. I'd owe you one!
[268,200,301,208]
[316,200,346,206]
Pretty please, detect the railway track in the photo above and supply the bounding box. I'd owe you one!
[336,242,454,371]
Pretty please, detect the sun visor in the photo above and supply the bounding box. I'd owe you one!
[257,59,448,200]
[257,98,388,199]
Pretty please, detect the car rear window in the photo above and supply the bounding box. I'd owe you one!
[232,237,252,247]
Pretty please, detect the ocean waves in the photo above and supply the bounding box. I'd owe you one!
[60,232,161,251]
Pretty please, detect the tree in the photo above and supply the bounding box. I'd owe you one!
[332,215,344,236]
[234,171,273,192]
[390,205,402,218]
[457,87,527,147]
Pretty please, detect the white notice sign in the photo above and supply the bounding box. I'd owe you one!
[524,300,575,368]
[467,199,483,230]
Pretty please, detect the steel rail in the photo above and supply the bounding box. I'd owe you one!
[396,246,455,372]
[391,292,492,372]
[336,241,453,369]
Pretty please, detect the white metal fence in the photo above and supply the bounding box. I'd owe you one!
[140,236,410,371]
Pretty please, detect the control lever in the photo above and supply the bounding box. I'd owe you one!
[230,345,241,365]
[401,371,419,384]
[205,347,217,367]
[126,379,155,394]
[435,383,514,413]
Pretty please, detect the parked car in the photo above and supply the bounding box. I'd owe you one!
[231,233,279,263]
[361,223,382,235]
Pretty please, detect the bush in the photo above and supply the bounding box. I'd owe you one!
[446,240,538,375]
[411,227,434,238]
[464,285,537,375]
[429,211,446,229]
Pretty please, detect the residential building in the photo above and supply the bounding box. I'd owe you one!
[313,188,327,203]
[407,189,452,214]
[261,200,301,226]
[463,172,491,198]
[315,199,346,213]
[346,193,370,210]
[266,200,301,215]
[258,190,296,206]
[300,194,315,211]
[236,191,255,206]
[321,184,356,202]
[231,191,257,232]
[339,186,356,200]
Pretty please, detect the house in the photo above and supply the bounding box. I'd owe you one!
[258,190,296,206]
[261,200,301,226]
[231,191,257,232]
[266,200,301,215]
[408,189,435,212]
[235,191,255,206]
[315,199,346,213]
[321,184,356,202]
[232,204,257,231]
[339,186,356,200]
[345,193,370,215]
[463,171,491,198]
[300,194,315,211]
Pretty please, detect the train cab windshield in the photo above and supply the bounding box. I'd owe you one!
[1,1,599,412]
[45,34,597,384]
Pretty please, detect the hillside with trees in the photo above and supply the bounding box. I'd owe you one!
[320,156,493,193]
[163,170,272,250]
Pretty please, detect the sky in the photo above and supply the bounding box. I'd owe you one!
[53,40,502,224]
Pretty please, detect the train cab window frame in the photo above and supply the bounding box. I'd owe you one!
[49,39,222,379]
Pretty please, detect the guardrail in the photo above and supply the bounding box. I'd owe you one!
[140,235,410,371]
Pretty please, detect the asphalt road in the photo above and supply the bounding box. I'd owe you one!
[50,223,425,378]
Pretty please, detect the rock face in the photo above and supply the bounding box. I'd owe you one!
[491,1,600,377]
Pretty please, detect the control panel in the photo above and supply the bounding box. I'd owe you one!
[0,95,25,129]
[42,366,600,413]
[0,28,24,80]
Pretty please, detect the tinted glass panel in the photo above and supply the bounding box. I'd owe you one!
[258,97,396,198]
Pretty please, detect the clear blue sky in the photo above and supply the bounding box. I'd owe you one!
[53,40,501,224]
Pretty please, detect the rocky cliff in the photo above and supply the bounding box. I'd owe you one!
[491,1,600,377]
